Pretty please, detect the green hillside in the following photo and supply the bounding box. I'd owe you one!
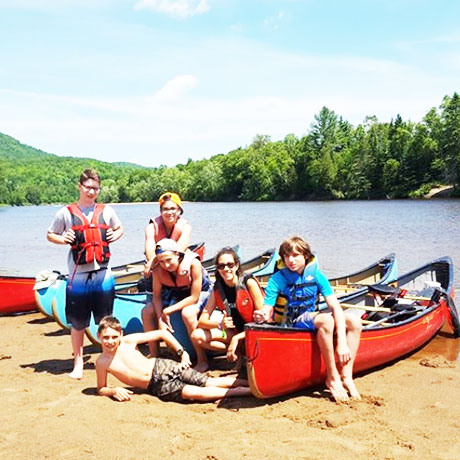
[1,92,459,205]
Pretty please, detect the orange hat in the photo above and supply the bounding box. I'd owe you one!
[158,192,183,213]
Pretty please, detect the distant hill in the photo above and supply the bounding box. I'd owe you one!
[0,132,147,205]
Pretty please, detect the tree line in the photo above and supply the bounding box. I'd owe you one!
[1,92,459,206]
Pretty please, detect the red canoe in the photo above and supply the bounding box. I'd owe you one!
[0,275,37,314]
[245,256,458,399]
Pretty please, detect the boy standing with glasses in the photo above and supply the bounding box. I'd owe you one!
[47,168,124,379]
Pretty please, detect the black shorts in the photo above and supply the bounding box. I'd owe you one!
[65,268,115,330]
[147,358,208,402]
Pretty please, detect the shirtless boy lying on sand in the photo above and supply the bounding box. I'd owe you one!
[96,316,251,403]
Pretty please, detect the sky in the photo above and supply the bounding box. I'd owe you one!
[0,0,459,167]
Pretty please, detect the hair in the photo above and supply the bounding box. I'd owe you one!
[97,316,122,335]
[279,236,313,262]
[79,168,101,185]
[159,192,183,215]
[214,246,241,285]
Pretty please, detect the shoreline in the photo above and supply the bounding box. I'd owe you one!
[1,312,460,459]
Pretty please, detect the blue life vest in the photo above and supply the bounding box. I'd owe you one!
[275,258,319,325]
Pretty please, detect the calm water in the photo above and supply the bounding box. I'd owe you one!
[1,200,459,302]
[1,200,459,358]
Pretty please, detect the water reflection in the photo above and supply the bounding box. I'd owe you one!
[410,327,460,361]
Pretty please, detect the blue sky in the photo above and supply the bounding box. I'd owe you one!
[0,0,459,167]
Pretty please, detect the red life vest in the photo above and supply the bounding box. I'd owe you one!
[150,215,188,241]
[67,204,111,265]
[214,274,262,324]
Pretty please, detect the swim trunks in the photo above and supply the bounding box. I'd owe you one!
[147,358,208,402]
[293,310,317,331]
[65,268,115,330]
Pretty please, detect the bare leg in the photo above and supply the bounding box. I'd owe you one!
[69,327,85,379]
[191,328,231,372]
[314,314,349,402]
[181,304,203,362]
[206,376,249,388]
[181,384,252,402]
[340,314,362,400]
[141,303,158,357]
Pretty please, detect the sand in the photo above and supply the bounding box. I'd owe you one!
[1,312,460,460]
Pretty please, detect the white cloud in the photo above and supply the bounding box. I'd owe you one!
[152,75,199,102]
[134,0,210,18]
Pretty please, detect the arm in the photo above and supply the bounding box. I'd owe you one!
[227,331,245,362]
[47,229,75,245]
[324,294,351,365]
[124,329,192,368]
[106,224,124,243]
[246,277,265,311]
[254,274,280,323]
[144,223,157,277]
[162,260,203,316]
[197,291,221,330]
[104,205,124,243]
[152,269,172,331]
[96,358,133,402]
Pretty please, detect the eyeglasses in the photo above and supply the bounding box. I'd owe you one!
[161,207,179,213]
[81,184,101,192]
[216,262,236,270]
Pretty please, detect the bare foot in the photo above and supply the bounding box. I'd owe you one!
[69,366,83,380]
[193,362,209,373]
[326,377,349,402]
[342,377,361,400]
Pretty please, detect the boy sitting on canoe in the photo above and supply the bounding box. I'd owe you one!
[253,236,362,402]
[96,316,252,402]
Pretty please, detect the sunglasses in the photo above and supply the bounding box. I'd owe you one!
[216,262,236,270]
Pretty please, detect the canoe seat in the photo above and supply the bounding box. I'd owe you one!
[368,284,400,296]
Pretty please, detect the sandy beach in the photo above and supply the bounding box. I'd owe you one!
[1,311,460,460]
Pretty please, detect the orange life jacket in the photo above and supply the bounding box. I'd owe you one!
[150,215,188,242]
[67,204,111,265]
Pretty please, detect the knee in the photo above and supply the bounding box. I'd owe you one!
[316,314,335,335]
[142,303,154,318]
[181,306,198,323]
[191,328,206,345]
[346,314,362,332]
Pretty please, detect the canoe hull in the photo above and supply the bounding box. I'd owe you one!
[246,307,444,398]
[0,276,36,314]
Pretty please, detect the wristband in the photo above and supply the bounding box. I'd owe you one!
[176,348,184,359]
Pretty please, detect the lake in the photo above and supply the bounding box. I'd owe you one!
[1,199,459,305]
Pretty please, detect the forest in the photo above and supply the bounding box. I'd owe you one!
[1,92,459,206]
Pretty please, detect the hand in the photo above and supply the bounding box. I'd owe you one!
[336,342,352,366]
[63,228,76,244]
[113,387,133,402]
[253,309,268,324]
[106,228,115,243]
[160,311,174,333]
[222,315,235,330]
[143,261,152,278]
[226,341,238,362]
[180,351,192,369]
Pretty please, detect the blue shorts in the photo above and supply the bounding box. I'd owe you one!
[66,268,115,330]
[161,287,211,312]
[293,310,317,331]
